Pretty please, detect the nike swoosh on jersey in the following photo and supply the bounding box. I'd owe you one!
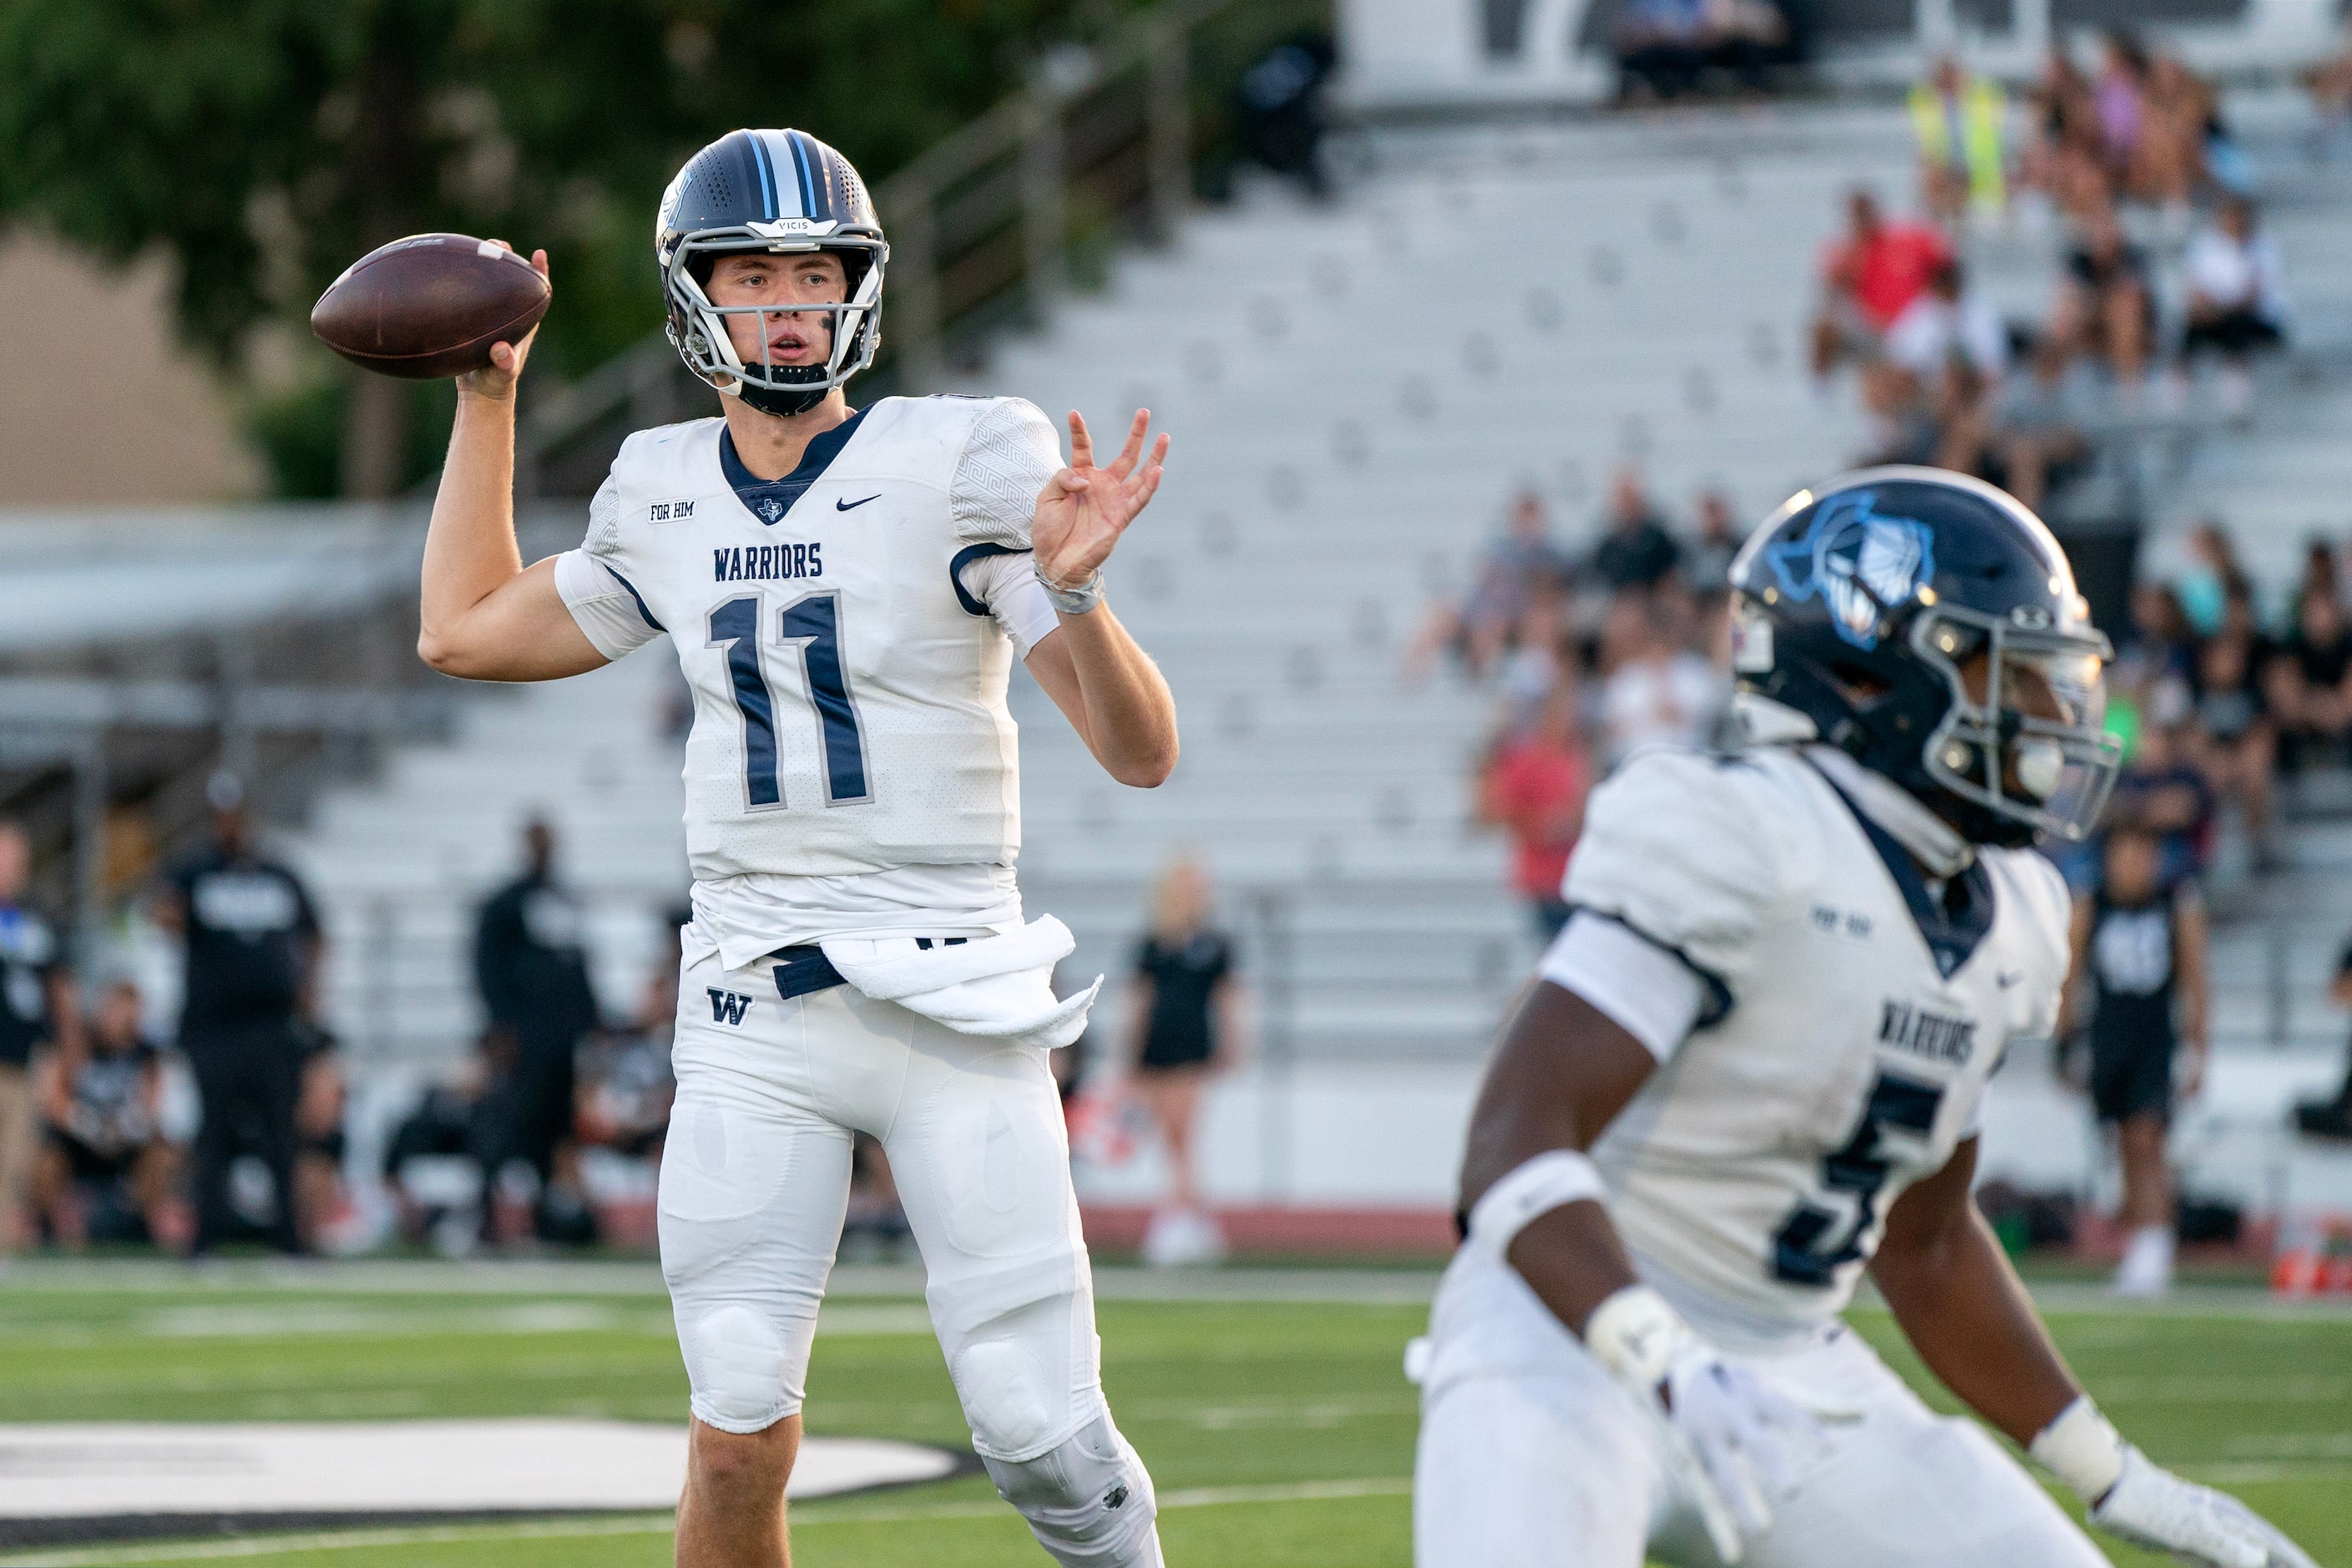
[836,494,881,511]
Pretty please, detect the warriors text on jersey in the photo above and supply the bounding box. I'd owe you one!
[554,394,1064,963]
[1557,743,2069,1342]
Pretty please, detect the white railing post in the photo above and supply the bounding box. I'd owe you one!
[1146,14,1191,245]
[889,193,946,392]
[1021,89,1069,320]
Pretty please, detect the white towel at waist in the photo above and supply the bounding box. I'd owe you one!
[820,914,1101,1052]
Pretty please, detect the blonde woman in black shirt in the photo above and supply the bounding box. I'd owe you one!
[1128,858,1246,1267]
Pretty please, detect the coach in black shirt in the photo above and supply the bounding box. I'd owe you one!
[0,819,79,1257]
[472,818,599,1231]
[159,776,321,1256]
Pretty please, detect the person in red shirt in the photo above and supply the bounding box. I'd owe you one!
[1478,684,1595,941]
[1810,187,1953,381]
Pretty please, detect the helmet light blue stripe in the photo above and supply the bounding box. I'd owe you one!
[787,131,818,217]
[744,129,777,220]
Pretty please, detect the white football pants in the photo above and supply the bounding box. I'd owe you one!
[1413,1248,2109,1568]
[660,938,1113,1465]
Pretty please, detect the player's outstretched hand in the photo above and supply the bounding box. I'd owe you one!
[456,242,549,403]
[2090,1448,2318,1568]
[1033,409,1170,592]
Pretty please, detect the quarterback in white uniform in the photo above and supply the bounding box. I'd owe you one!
[1414,471,2315,1568]
[415,128,1174,1568]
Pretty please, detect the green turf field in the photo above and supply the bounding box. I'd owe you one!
[0,1268,2344,1567]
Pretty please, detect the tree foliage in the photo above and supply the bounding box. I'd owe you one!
[0,0,1146,492]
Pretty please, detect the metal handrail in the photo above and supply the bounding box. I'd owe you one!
[518,0,1283,494]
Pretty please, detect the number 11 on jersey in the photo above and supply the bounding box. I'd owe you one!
[707,592,872,810]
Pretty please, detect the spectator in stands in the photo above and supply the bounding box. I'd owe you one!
[0,820,77,1259]
[2179,195,2289,422]
[1235,33,1336,199]
[2017,48,2102,205]
[1127,858,1244,1267]
[2177,518,2250,637]
[2268,582,2352,771]
[1911,55,2007,225]
[2093,33,2154,189]
[1612,0,1788,100]
[382,1048,494,1256]
[1404,491,1572,683]
[293,1024,347,1252]
[2056,206,2155,402]
[2307,25,2352,149]
[1595,593,1727,770]
[2118,581,2198,697]
[2190,583,2279,868]
[577,969,676,1166]
[2154,52,2253,197]
[1865,258,2006,469]
[1980,335,2092,511]
[32,977,180,1251]
[158,773,320,1258]
[1492,583,1572,736]
[2134,50,2210,210]
[1887,256,2008,382]
[472,817,600,1245]
[2300,940,2352,1140]
[1682,488,1743,596]
[1809,188,1950,382]
[2299,539,2341,610]
[2061,822,2209,1297]
[1590,468,1682,595]
[2107,690,2215,887]
[1477,685,1594,941]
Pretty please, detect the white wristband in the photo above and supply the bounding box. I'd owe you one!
[1464,1150,1606,1261]
[1035,562,1104,615]
[2030,1396,2127,1503]
[1583,1283,1697,1392]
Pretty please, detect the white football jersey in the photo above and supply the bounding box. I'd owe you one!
[556,395,1062,890]
[1562,745,2071,1338]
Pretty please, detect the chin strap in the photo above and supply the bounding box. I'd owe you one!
[1806,745,1975,878]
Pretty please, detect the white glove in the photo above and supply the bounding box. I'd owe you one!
[2033,1398,2317,1568]
[1586,1285,1843,1564]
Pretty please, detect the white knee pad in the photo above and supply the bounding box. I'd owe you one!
[950,1293,1086,1457]
[981,1409,1162,1568]
[678,1302,792,1434]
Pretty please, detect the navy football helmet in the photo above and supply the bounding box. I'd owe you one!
[655,129,887,417]
[1727,467,2122,847]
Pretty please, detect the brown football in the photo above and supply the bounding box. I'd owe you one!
[310,233,550,379]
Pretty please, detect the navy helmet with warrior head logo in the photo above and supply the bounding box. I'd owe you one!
[1727,467,2122,848]
[656,129,887,417]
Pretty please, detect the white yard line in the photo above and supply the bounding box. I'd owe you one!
[8,1258,2349,1318]
[0,1479,1414,1567]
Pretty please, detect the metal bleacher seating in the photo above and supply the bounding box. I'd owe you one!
[283,86,2352,1212]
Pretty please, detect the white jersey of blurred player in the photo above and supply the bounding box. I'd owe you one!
[1414,468,2312,1568]
[1416,739,2092,1565]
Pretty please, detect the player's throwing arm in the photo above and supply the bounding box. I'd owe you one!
[1409,470,2314,1568]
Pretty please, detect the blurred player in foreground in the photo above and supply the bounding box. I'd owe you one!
[1412,471,2314,1567]
[412,129,1175,1568]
